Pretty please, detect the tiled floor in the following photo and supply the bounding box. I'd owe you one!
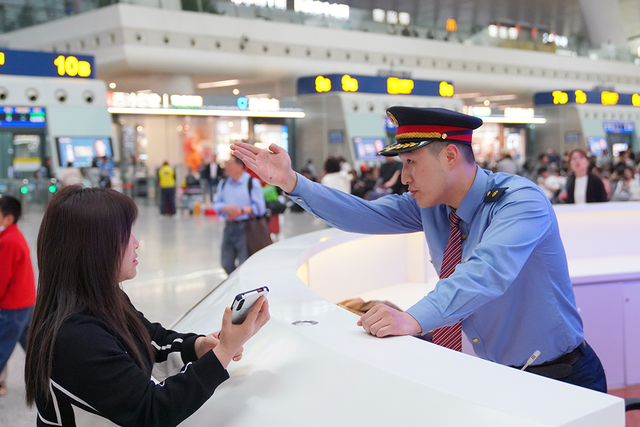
[1,199,638,425]
[0,200,326,426]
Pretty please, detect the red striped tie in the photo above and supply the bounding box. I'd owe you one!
[431,211,463,352]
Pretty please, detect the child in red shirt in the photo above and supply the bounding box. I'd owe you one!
[0,195,36,396]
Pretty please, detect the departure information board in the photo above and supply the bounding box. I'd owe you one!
[0,107,46,128]
[297,74,454,97]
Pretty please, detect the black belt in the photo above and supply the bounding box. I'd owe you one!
[513,341,586,380]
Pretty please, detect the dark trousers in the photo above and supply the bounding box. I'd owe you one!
[559,341,607,393]
[160,187,176,215]
[221,221,248,275]
[0,306,33,372]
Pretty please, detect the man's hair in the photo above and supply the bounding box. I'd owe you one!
[0,195,22,223]
[231,155,246,168]
[424,141,475,164]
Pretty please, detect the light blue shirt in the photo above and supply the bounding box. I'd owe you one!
[289,166,584,367]
[213,172,267,221]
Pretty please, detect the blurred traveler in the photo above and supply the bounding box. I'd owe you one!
[304,158,317,180]
[321,157,351,194]
[200,154,224,203]
[0,195,36,397]
[558,149,607,204]
[231,106,607,393]
[84,159,106,188]
[158,161,176,216]
[214,156,267,275]
[496,150,519,175]
[380,156,407,195]
[58,162,83,187]
[591,166,612,200]
[610,166,640,201]
[25,186,269,426]
[532,153,549,181]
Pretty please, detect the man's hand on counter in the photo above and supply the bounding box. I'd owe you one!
[357,305,422,338]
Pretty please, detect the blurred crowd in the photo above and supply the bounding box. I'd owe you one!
[299,148,640,205]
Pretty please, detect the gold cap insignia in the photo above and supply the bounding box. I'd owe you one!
[387,112,398,127]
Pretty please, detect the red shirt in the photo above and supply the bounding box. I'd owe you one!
[0,223,36,309]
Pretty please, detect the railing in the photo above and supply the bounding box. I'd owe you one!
[0,0,637,64]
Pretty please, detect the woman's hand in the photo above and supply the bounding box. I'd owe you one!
[194,333,244,362]
[213,296,270,368]
[230,142,298,193]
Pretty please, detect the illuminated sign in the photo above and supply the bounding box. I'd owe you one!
[504,107,535,118]
[439,81,454,97]
[298,74,452,98]
[0,106,46,128]
[294,0,349,19]
[231,0,286,9]
[468,106,492,117]
[552,91,568,104]
[603,121,634,134]
[601,91,619,105]
[107,92,203,109]
[387,77,414,95]
[54,55,91,78]
[446,19,458,32]
[535,90,640,107]
[0,48,94,79]
[248,97,280,112]
[315,76,331,92]
[170,94,203,108]
[341,75,359,92]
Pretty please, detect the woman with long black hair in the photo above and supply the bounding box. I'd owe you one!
[25,186,269,426]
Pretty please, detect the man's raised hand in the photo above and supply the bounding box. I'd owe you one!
[230,142,298,193]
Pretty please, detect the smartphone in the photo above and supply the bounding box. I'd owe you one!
[231,286,269,324]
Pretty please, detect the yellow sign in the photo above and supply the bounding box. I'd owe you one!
[575,90,587,104]
[315,76,331,92]
[0,52,4,66]
[387,77,414,95]
[552,91,568,104]
[54,55,91,78]
[601,91,619,105]
[439,81,454,97]
[341,75,358,92]
[633,94,640,107]
[446,18,458,32]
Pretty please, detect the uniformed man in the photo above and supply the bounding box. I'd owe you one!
[230,106,607,392]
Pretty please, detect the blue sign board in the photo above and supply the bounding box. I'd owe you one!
[603,121,635,134]
[297,74,454,97]
[534,90,640,107]
[0,48,95,79]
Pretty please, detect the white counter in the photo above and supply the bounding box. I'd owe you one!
[173,203,637,426]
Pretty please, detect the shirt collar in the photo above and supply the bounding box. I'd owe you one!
[451,165,488,223]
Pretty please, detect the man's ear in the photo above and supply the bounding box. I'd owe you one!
[442,144,460,170]
[1,214,15,227]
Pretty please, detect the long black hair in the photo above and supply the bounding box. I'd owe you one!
[25,186,154,405]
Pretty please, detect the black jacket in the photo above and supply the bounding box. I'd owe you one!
[564,172,608,203]
[34,307,229,426]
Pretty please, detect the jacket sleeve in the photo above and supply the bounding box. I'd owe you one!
[52,316,229,427]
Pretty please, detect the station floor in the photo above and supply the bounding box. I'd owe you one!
[1,199,638,426]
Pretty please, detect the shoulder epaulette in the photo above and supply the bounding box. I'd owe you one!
[483,187,508,203]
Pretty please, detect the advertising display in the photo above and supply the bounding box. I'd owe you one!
[56,137,113,167]
[353,137,385,161]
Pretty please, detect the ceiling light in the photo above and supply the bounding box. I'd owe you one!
[197,79,240,89]
[453,92,481,99]
[233,88,240,95]
[476,94,518,102]
[109,82,116,89]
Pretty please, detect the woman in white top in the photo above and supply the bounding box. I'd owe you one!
[611,166,640,201]
[321,157,351,194]
[559,149,607,204]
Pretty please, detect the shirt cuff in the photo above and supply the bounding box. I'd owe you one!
[405,297,447,336]
[287,173,314,210]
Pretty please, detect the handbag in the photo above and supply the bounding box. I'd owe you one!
[245,215,273,256]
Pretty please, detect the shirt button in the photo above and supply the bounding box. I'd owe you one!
[472,338,479,343]
[297,198,303,202]
[462,234,467,240]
